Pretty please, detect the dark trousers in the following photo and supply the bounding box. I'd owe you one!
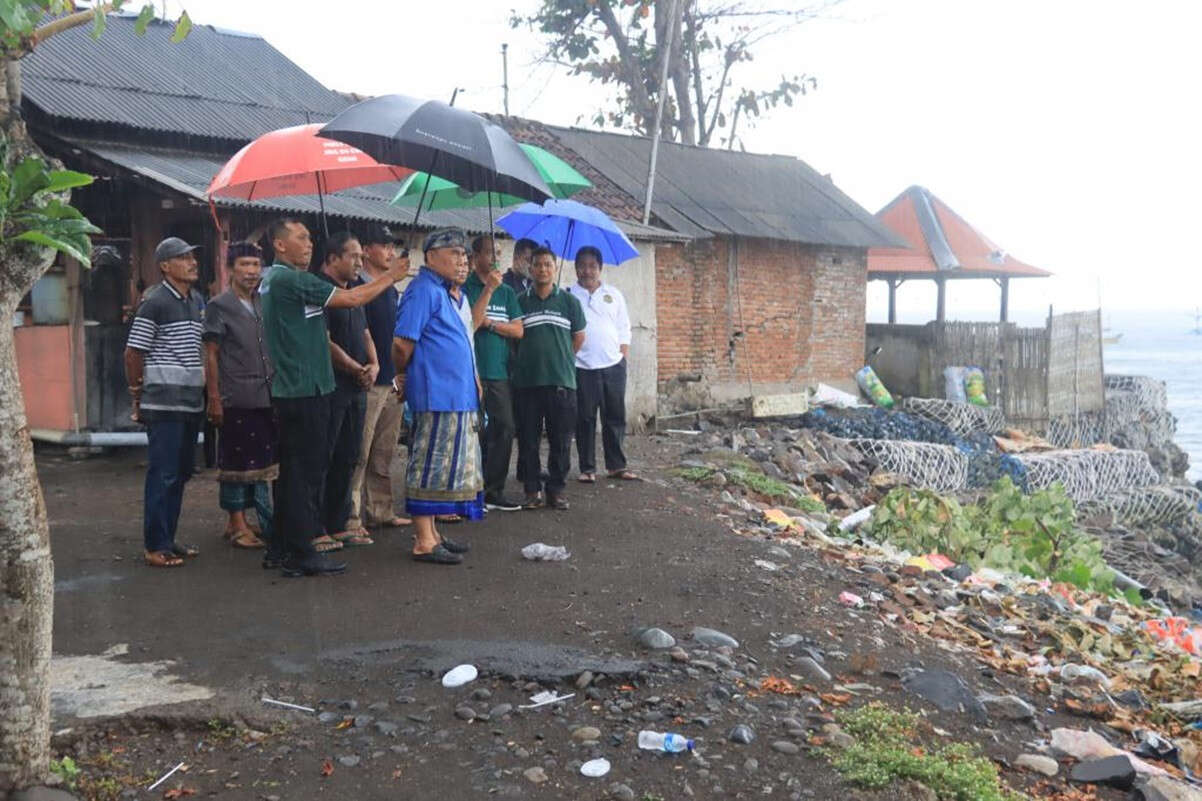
[322,389,366,534]
[271,394,331,562]
[143,417,200,552]
[481,379,516,497]
[575,359,628,474]
[516,386,576,496]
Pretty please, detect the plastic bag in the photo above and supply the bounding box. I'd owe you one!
[522,542,570,561]
[964,367,989,406]
[944,367,968,403]
[855,366,894,409]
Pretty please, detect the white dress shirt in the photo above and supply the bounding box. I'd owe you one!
[568,282,631,370]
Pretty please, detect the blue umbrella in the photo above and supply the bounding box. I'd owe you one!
[495,199,639,265]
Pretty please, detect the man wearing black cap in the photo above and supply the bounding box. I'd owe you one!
[125,236,206,568]
[259,218,409,577]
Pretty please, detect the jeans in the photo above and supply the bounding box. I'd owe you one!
[218,481,274,543]
[516,386,576,496]
[322,389,366,535]
[480,379,516,497]
[272,394,331,562]
[575,359,628,473]
[143,417,200,553]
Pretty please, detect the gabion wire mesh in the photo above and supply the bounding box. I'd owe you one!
[1105,374,1168,410]
[1045,412,1107,448]
[900,397,1007,437]
[1011,449,1160,502]
[1079,484,1202,528]
[847,438,969,494]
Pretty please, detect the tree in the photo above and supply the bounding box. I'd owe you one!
[0,2,189,792]
[511,0,837,147]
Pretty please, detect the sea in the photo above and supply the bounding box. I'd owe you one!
[1101,310,1202,482]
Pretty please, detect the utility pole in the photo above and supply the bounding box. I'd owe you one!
[641,0,679,225]
[501,43,510,116]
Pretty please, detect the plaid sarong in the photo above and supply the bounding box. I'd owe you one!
[405,410,484,520]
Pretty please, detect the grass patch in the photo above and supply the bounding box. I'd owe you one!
[825,703,1027,801]
[675,460,825,512]
[675,466,715,482]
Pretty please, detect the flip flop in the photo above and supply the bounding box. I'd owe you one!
[333,528,374,547]
[144,550,184,568]
[607,469,641,481]
[577,472,596,484]
[230,530,265,549]
[411,544,462,564]
[170,543,200,558]
[312,535,344,553]
[435,514,463,524]
[438,536,470,554]
[376,516,412,528]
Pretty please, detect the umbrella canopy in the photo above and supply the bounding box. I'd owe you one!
[318,94,553,203]
[206,123,414,200]
[390,144,591,211]
[496,199,639,265]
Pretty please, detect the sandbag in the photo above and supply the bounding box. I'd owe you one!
[964,367,989,407]
[944,367,968,403]
[855,366,894,409]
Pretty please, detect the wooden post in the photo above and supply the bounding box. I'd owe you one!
[935,277,947,322]
[999,277,1010,322]
[887,278,897,324]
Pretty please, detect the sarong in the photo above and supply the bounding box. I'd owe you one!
[405,410,484,520]
[216,406,279,483]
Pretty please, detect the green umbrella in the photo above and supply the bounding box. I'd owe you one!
[391,143,591,211]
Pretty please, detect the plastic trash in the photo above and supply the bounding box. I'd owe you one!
[838,505,875,532]
[580,758,611,777]
[441,664,478,688]
[637,730,694,753]
[964,367,989,406]
[855,366,894,409]
[522,542,570,561]
[1058,663,1110,689]
[944,367,968,403]
[812,382,861,409]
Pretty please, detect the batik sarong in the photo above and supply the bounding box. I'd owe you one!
[405,410,484,520]
[217,406,279,483]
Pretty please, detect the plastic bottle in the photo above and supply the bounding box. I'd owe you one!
[637,730,694,753]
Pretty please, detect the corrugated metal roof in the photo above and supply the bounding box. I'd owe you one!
[63,138,684,240]
[546,126,903,249]
[868,186,1051,279]
[22,14,349,141]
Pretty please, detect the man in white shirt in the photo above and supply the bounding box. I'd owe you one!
[567,246,637,482]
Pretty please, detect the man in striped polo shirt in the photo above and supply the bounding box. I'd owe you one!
[512,247,587,510]
[125,237,206,568]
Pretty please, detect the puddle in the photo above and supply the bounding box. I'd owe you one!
[320,638,649,682]
[51,643,213,720]
[55,572,126,593]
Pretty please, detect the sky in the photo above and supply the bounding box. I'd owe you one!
[168,0,1202,327]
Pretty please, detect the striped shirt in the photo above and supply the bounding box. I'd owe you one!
[126,280,205,420]
[511,285,586,390]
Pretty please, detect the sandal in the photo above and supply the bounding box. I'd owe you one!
[607,469,640,481]
[230,530,265,549]
[438,536,470,554]
[375,516,412,528]
[145,550,184,568]
[333,528,374,547]
[411,543,462,564]
[312,535,344,553]
[170,543,200,558]
[435,514,462,524]
[577,472,596,484]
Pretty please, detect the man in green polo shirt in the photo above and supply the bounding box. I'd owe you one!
[259,217,408,577]
[464,235,524,511]
[512,246,586,510]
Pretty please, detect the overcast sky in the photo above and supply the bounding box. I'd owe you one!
[172,0,1201,326]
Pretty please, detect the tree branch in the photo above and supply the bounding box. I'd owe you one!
[32,4,117,46]
[595,0,655,131]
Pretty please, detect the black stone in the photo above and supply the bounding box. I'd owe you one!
[1069,755,1136,790]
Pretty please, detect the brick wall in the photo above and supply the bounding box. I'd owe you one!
[655,236,866,408]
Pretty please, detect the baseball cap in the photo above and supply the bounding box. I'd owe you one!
[360,224,396,246]
[154,236,200,263]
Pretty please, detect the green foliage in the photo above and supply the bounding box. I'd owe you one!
[1,1,189,58]
[49,755,79,789]
[827,703,1027,801]
[0,135,101,266]
[865,477,1116,593]
[675,461,825,510]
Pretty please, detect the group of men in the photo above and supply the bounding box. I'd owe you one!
[124,218,635,577]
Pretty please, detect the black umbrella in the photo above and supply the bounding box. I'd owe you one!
[319,94,553,228]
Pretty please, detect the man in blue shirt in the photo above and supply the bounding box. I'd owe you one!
[393,228,482,565]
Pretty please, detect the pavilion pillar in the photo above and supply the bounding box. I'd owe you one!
[887,279,898,324]
[999,277,1010,322]
[935,277,946,322]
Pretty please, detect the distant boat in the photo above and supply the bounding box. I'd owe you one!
[1103,331,1123,345]
[1191,308,1202,335]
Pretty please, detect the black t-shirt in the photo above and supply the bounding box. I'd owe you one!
[317,271,368,394]
[352,274,398,387]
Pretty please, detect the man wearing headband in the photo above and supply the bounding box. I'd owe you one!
[392,227,483,565]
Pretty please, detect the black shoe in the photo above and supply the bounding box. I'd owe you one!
[262,554,283,570]
[280,555,347,577]
[485,493,523,512]
[522,492,545,510]
[546,494,570,511]
[412,543,463,564]
[439,536,470,554]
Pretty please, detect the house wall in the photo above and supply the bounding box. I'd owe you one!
[655,236,867,411]
[15,325,77,431]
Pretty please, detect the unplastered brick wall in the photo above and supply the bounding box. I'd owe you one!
[655,237,866,406]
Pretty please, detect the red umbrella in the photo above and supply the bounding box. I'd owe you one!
[206,123,415,233]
